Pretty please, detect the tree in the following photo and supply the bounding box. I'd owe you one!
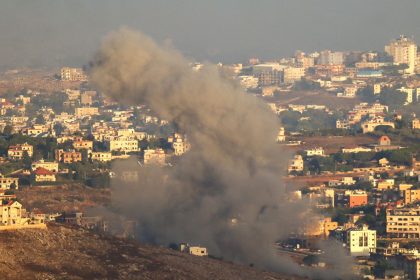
[9,183,17,190]
[22,151,32,169]
[358,86,377,103]
[3,125,13,136]
[379,88,406,109]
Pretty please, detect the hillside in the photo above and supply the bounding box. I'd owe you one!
[0,224,305,280]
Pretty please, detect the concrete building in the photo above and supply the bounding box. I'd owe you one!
[0,200,24,226]
[75,107,99,117]
[283,67,305,84]
[397,87,414,104]
[288,155,304,173]
[305,147,325,157]
[33,167,56,182]
[144,149,166,165]
[318,50,345,65]
[341,146,372,153]
[90,152,112,162]
[237,75,259,89]
[65,89,81,101]
[346,225,376,256]
[73,140,93,151]
[404,189,420,205]
[188,246,208,257]
[386,207,420,238]
[342,86,358,98]
[276,127,286,142]
[179,243,208,257]
[31,159,59,173]
[347,190,368,208]
[60,67,88,81]
[7,143,33,160]
[385,35,417,75]
[412,119,420,129]
[80,91,96,106]
[106,138,139,153]
[55,149,82,163]
[0,176,19,190]
[296,56,315,69]
[361,117,395,133]
[379,135,391,146]
[377,179,395,191]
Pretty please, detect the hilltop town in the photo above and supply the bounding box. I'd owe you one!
[0,34,420,279]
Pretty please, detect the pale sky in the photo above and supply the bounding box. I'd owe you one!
[0,0,419,68]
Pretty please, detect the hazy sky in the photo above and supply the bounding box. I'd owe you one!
[0,0,419,68]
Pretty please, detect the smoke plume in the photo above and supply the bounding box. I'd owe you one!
[90,28,352,278]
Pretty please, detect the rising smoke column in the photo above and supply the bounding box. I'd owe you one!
[90,28,352,278]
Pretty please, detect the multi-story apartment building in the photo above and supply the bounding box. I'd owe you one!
[90,152,112,162]
[75,107,99,118]
[7,143,33,160]
[404,189,420,205]
[65,89,81,101]
[385,35,417,75]
[346,225,376,256]
[386,207,420,238]
[288,155,304,173]
[143,148,166,165]
[73,140,93,151]
[106,138,139,153]
[283,67,305,84]
[318,50,344,65]
[0,176,19,190]
[60,67,88,81]
[55,149,82,163]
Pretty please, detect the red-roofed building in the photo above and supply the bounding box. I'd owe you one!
[33,167,56,182]
[379,135,391,146]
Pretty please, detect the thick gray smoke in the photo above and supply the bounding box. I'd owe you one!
[91,28,352,278]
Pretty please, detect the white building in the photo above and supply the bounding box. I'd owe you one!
[305,147,325,157]
[385,35,417,75]
[397,87,414,104]
[106,138,139,153]
[346,225,376,256]
[318,50,344,65]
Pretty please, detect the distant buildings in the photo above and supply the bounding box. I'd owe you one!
[386,207,420,238]
[60,67,88,81]
[346,225,376,256]
[90,152,112,162]
[305,147,325,157]
[346,190,368,208]
[179,243,208,257]
[318,50,345,65]
[276,127,286,142]
[143,149,166,165]
[75,107,99,118]
[55,149,82,163]
[361,117,395,134]
[288,155,304,173]
[31,159,59,173]
[33,167,56,182]
[412,119,420,130]
[0,176,19,190]
[7,143,33,160]
[106,138,139,153]
[385,35,417,75]
[283,67,305,84]
[404,189,420,205]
